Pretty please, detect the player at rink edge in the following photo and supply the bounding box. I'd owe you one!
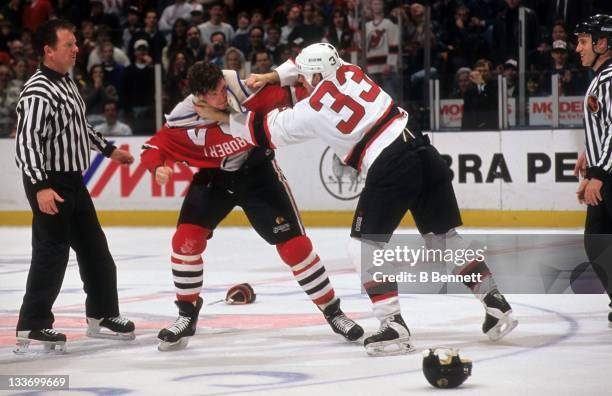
[194,43,518,356]
[140,61,364,351]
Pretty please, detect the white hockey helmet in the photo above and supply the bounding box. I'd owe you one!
[295,43,342,86]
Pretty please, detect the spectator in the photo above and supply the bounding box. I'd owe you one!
[1,1,22,32]
[503,59,518,97]
[0,18,13,52]
[100,41,127,108]
[129,9,167,64]
[190,7,205,26]
[162,17,189,70]
[281,3,301,45]
[164,50,190,113]
[288,1,325,47]
[245,25,265,62]
[124,39,155,135]
[198,1,234,45]
[250,49,273,73]
[81,64,119,126]
[442,3,486,72]
[88,0,121,45]
[545,39,585,96]
[95,101,133,136]
[365,0,399,100]
[22,0,53,32]
[250,8,265,28]
[53,0,86,28]
[159,0,193,37]
[526,73,545,97]
[264,24,285,65]
[325,8,353,62]
[87,27,130,72]
[0,64,18,137]
[10,57,30,88]
[231,11,251,54]
[223,46,246,78]
[76,20,97,72]
[207,31,227,67]
[185,25,206,63]
[492,0,539,65]
[122,6,142,55]
[462,58,498,130]
[450,67,473,99]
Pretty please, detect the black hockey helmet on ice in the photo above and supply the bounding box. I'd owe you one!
[422,348,472,389]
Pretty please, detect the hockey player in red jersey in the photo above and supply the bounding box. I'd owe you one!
[196,43,518,356]
[141,61,363,351]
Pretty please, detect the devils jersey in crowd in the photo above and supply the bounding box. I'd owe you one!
[140,69,307,172]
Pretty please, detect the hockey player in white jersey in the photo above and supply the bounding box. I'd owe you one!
[196,43,518,356]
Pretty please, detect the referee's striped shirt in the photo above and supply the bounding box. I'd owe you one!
[15,63,115,192]
[584,58,612,182]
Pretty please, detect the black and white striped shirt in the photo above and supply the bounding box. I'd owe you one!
[15,63,115,191]
[584,58,612,182]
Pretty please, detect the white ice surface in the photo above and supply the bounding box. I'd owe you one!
[0,227,610,396]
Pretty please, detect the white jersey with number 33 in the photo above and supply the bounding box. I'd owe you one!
[228,61,408,172]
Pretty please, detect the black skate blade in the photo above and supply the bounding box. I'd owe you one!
[158,337,190,352]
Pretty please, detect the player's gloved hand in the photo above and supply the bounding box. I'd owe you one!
[36,188,64,215]
[155,166,173,185]
[574,151,587,178]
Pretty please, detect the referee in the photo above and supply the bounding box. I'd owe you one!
[14,19,135,351]
[574,14,612,327]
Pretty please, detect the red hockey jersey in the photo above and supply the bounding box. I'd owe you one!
[141,82,307,171]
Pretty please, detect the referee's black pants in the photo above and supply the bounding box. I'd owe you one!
[17,172,119,331]
[584,180,612,302]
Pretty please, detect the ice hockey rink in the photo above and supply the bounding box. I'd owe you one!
[1,226,610,396]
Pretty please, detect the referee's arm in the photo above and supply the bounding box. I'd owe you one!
[590,79,612,183]
[86,122,116,157]
[15,95,52,192]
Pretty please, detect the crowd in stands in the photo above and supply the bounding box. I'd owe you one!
[1,0,612,137]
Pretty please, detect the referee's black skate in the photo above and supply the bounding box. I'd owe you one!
[608,303,612,329]
[363,314,414,356]
[14,329,67,355]
[482,289,518,341]
[322,299,364,341]
[87,316,135,340]
[158,297,203,351]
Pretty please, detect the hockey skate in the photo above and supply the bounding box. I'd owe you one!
[86,316,135,340]
[608,303,611,329]
[158,297,203,351]
[363,314,415,356]
[482,289,518,341]
[322,299,364,341]
[14,329,67,355]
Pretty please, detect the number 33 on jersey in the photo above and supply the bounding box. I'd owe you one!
[227,59,408,173]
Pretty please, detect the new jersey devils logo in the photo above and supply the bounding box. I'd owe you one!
[368,29,386,50]
[587,95,600,113]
